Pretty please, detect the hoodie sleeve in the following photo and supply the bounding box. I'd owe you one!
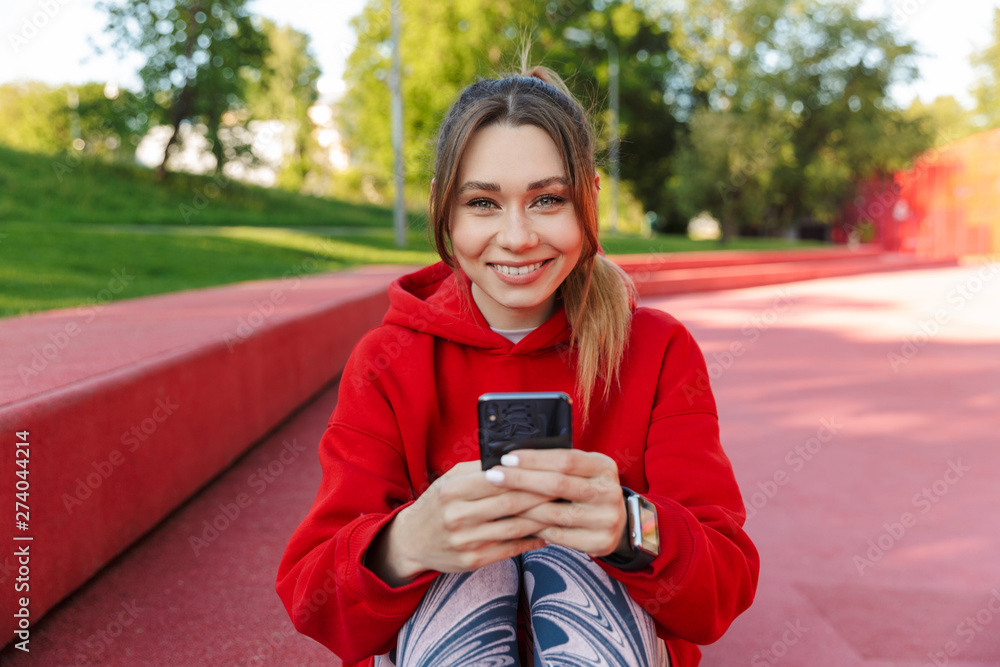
[597,314,759,649]
[275,330,439,664]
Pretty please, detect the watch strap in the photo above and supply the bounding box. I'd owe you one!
[598,487,658,572]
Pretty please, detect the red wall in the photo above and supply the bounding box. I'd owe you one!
[845,127,1000,258]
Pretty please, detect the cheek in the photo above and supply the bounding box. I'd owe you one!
[557,219,585,258]
[449,218,486,261]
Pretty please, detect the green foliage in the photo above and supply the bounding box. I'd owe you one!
[339,0,537,203]
[340,0,681,217]
[245,19,322,191]
[0,82,68,153]
[0,82,148,159]
[905,96,977,147]
[666,0,933,237]
[670,106,794,240]
[72,82,153,159]
[534,2,682,229]
[971,8,1000,131]
[98,0,269,172]
[340,0,931,238]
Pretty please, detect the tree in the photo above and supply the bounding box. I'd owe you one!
[339,0,537,201]
[340,0,682,222]
[665,0,933,238]
[0,81,149,160]
[670,106,794,242]
[534,1,683,230]
[905,96,976,147]
[971,8,1000,130]
[0,82,70,154]
[340,0,931,238]
[98,0,269,177]
[244,19,321,191]
[72,82,153,160]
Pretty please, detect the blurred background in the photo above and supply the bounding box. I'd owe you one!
[1,0,999,317]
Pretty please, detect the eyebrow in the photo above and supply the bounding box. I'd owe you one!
[455,176,569,196]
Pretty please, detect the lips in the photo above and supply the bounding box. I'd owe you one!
[488,259,551,276]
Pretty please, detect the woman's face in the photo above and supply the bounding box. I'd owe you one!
[449,123,585,331]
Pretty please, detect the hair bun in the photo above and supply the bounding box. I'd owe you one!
[522,65,574,101]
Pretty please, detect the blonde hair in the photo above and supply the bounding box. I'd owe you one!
[428,64,636,424]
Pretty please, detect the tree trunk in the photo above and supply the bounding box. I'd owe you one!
[157,86,193,180]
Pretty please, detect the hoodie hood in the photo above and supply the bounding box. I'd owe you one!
[383,262,572,354]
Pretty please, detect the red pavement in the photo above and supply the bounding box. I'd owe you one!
[4,263,999,666]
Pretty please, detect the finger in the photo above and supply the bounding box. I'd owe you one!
[518,499,622,531]
[486,466,621,505]
[436,468,519,504]
[442,536,548,573]
[454,515,550,551]
[500,448,616,477]
[441,482,553,532]
[534,526,620,557]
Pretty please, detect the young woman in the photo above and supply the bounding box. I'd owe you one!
[277,65,758,667]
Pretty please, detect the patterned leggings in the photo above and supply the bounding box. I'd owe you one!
[376,544,670,667]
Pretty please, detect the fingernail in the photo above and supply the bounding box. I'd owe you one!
[500,453,519,467]
[485,469,504,483]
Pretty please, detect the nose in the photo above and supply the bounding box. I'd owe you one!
[496,210,539,252]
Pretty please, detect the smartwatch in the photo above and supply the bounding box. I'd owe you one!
[600,487,659,571]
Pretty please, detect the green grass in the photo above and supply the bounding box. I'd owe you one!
[599,234,824,254]
[0,222,437,318]
[0,144,404,227]
[0,145,827,318]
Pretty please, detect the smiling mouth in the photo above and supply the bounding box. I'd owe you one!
[488,259,552,276]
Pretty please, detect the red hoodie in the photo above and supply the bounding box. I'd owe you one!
[276,262,759,666]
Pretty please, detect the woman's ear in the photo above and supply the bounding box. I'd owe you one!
[592,173,601,206]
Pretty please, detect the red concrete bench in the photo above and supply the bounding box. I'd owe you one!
[0,266,412,642]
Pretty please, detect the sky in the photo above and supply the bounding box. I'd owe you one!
[1,0,998,108]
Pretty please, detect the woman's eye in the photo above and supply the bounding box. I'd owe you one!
[535,195,566,208]
[467,199,496,209]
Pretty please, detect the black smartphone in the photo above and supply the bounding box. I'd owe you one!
[478,392,573,470]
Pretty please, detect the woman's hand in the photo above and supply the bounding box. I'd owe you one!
[366,461,554,586]
[484,449,627,557]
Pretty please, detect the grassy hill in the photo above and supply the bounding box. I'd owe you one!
[0,144,402,227]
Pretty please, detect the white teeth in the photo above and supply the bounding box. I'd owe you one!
[492,261,546,276]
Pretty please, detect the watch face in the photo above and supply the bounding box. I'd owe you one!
[629,494,659,555]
